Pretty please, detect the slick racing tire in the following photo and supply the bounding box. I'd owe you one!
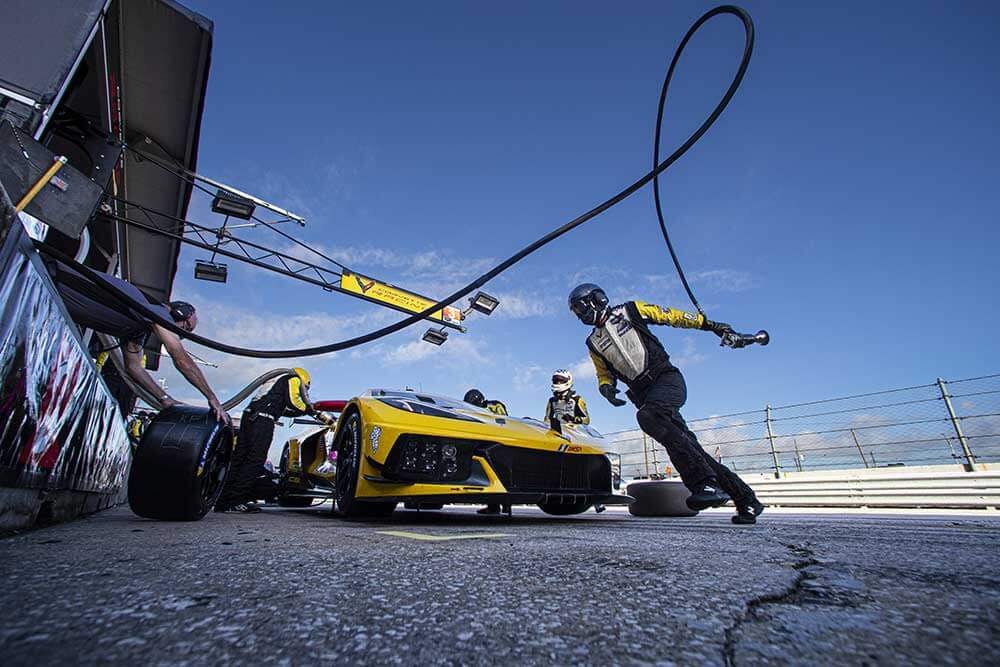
[128,405,234,521]
[537,500,592,516]
[333,412,396,519]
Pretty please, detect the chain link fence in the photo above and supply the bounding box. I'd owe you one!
[606,373,1000,480]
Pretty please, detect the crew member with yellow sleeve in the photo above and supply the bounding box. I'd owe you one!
[569,283,764,525]
[216,368,314,513]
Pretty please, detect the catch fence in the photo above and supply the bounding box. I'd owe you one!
[605,373,1000,480]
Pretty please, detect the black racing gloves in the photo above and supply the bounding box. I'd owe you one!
[599,384,627,407]
[702,318,734,338]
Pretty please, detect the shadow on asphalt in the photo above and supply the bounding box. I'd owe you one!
[272,504,638,528]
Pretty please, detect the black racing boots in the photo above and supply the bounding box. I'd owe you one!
[685,483,731,511]
[732,499,766,525]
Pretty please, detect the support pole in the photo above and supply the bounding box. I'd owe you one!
[850,429,870,468]
[937,378,977,470]
[15,156,67,212]
[765,404,781,478]
[642,433,650,479]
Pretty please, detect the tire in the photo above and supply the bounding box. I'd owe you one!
[128,405,234,521]
[279,442,291,476]
[333,412,396,519]
[538,500,592,516]
[278,496,316,508]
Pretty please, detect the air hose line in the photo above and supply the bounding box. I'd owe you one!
[37,5,754,359]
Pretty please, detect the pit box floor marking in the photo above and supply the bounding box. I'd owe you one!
[376,530,513,542]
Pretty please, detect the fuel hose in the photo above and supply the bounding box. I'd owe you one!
[37,5,755,359]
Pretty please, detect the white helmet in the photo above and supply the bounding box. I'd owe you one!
[551,369,573,394]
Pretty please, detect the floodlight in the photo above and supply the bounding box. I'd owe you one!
[468,291,500,316]
[422,327,448,346]
[211,189,256,220]
[194,259,228,283]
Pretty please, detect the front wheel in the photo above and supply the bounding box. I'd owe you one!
[333,412,396,519]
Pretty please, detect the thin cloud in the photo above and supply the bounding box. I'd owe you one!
[512,365,544,391]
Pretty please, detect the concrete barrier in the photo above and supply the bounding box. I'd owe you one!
[742,464,999,509]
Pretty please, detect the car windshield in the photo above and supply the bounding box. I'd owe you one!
[368,390,479,411]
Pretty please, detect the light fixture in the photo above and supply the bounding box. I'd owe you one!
[211,189,256,220]
[194,259,228,283]
[468,291,500,316]
[422,327,448,346]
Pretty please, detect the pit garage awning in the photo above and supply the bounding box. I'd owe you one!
[115,0,213,303]
[0,0,213,305]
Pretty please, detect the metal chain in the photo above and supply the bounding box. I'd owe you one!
[9,124,45,173]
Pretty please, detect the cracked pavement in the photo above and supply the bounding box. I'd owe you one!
[1,506,998,665]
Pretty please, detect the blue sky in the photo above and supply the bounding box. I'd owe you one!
[160,0,1000,456]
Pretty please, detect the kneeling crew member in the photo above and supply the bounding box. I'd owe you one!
[544,369,590,425]
[569,283,764,525]
[216,367,315,513]
[464,389,510,515]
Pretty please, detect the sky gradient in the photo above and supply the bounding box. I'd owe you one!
[161,1,1000,459]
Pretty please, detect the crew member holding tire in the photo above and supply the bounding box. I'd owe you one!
[216,367,315,513]
[44,257,229,422]
[569,283,764,525]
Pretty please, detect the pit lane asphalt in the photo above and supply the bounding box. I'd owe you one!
[1,505,998,666]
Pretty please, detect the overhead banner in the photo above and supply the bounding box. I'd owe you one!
[340,270,464,328]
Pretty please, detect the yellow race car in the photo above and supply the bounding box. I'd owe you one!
[128,391,631,521]
[323,390,632,518]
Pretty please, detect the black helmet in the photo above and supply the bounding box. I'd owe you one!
[463,389,487,407]
[568,283,609,326]
[169,300,196,322]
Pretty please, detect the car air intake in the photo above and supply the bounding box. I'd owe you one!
[485,447,610,493]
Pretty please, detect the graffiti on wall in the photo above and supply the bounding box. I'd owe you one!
[0,246,129,493]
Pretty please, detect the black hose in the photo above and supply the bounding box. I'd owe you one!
[39,5,754,359]
[653,5,754,314]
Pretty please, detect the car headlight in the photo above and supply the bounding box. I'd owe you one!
[385,435,474,482]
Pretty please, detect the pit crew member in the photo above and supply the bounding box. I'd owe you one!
[44,257,228,422]
[569,283,764,525]
[216,367,315,513]
[544,369,590,425]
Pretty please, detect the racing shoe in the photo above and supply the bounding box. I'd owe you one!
[217,503,262,514]
[685,484,730,512]
[731,500,765,525]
